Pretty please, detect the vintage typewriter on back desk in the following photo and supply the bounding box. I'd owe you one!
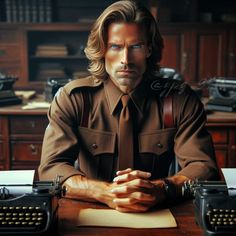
[0,72,22,106]
[0,177,64,235]
[203,77,236,112]
[183,181,236,236]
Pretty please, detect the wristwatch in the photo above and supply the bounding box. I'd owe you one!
[162,178,177,200]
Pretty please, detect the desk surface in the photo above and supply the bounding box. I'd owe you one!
[58,199,203,236]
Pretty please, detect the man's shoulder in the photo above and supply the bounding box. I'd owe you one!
[64,75,103,95]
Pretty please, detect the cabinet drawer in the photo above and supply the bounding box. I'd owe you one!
[10,116,48,134]
[11,141,42,161]
[0,45,20,62]
[207,128,228,144]
[0,30,18,42]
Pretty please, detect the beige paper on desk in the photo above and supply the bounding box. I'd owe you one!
[78,208,177,228]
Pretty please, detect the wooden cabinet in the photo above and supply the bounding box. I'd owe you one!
[160,24,230,84]
[0,106,48,179]
[0,104,236,180]
[206,112,236,179]
[0,23,92,92]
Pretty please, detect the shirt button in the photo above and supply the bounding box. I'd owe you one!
[92,143,98,149]
[157,143,163,148]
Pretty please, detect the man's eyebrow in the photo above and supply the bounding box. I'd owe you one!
[107,42,122,45]
[107,41,145,45]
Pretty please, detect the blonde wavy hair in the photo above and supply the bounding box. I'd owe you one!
[84,0,164,80]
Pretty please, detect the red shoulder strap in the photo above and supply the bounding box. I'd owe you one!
[163,95,174,128]
[81,91,89,127]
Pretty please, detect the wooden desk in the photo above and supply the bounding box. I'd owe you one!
[57,199,203,236]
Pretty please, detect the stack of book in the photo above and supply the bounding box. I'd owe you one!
[35,43,68,57]
[36,63,66,81]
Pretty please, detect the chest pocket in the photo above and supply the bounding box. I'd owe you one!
[137,128,176,179]
[139,128,176,154]
[77,126,116,181]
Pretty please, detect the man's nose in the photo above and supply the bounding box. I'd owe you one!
[121,47,130,65]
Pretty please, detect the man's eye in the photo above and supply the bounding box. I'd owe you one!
[110,45,121,50]
[131,44,142,49]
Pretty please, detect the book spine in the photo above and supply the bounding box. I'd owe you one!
[11,0,18,22]
[24,0,31,23]
[31,0,38,23]
[18,0,24,22]
[45,0,52,22]
[5,0,12,22]
[38,0,45,22]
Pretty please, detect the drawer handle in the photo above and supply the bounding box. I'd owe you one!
[181,52,188,74]
[29,144,38,155]
[29,121,36,128]
[0,50,6,57]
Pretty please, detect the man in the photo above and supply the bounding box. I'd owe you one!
[39,0,219,213]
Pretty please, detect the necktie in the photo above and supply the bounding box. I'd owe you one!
[118,95,134,170]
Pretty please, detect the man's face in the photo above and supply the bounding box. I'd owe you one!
[105,23,151,93]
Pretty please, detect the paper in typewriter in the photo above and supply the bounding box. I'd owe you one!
[0,170,35,195]
[77,208,177,228]
[222,168,236,196]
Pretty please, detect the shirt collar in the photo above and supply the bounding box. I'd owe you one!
[104,78,149,115]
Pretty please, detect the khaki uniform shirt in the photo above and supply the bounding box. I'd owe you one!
[39,76,219,183]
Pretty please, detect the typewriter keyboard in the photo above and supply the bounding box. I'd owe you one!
[207,208,236,231]
[0,206,47,231]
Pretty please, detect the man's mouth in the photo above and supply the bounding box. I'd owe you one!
[117,70,135,74]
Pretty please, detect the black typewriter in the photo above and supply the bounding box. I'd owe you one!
[0,176,64,235]
[183,181,236,236]
[0,72,22,106]
[201,77,236,112]
[44,77,72,102]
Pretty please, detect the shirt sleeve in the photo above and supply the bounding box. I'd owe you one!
[173,88,219,180]
[38,87,85,183]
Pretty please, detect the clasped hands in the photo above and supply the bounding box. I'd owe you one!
[107,168,166,212]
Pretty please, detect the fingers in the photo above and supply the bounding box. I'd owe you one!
[113,170,151,183]
[113,192,155,204]
[116,168,132,176]
[111,179,154,195]
[113,193,156,213]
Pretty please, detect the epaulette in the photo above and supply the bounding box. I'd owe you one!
[64,75,102,95]
[150,78,189,98]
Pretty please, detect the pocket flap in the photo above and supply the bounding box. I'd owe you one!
[78,127,116,156]
[139,128,176,155]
